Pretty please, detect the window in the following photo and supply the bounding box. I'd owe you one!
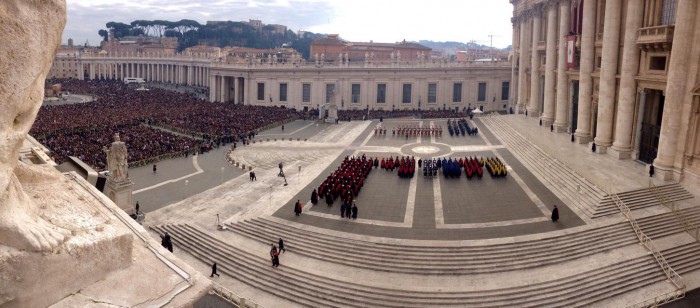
[501,81,510,101]
[302,83,311,103]
[257,82,265,101]
[377,84,386,103]
[279,83,287,102]
[452,83,462,102]
[661,0,677,25]
[325,83,335,104]
[428,83,437,103]
[649,56,667,71]
[402,84,412,103]
[478,82,487,102]
[351,84,361,103]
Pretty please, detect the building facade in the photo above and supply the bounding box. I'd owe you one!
[510,0,700,184]
[311,35,432,63]
[72,52,511,113]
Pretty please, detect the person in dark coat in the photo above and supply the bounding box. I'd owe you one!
[210,262,220,277]
[311,188,318,205]
[153,164,157,174]
[270,244,277,266]
[135,201,140,215]
[160,232,173,252]
[551,205,559,223]
[278,238,285,253]
[345,202,352,219]
[340,202,346,218]
[649,163,655,177]
[294,200,302,216]
[351,203,358,219]
[272,250,280,267]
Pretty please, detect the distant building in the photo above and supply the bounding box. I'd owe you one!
[48,44,81,79]
[184,45,222,58]
[456,49,509,62]
[223,47,301,63]
[310,34,431,62]
[100,36,178,55]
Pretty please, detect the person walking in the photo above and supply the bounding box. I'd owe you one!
[269,244,277,267]
[351,203,358,219]
[153,164,157,174]
[278,238,285,253]
[294,200,302,216]
[340,202,346,218]
[135,201,140,215]
[649,163,655,177]
[551,205,559,223]
[210,262,220,277]
[273,250,280,267]
[160,232,173,252]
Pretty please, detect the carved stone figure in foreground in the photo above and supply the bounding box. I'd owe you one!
[0,0,68,251]
[104,133,129,182]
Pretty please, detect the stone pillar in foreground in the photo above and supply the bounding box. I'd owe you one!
[541,1,558,126]
[553,0,570,132]
[527,6,542,117]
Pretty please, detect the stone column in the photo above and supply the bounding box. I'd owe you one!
[553,0,570,132]
[528,7,542,117]
[542,2,558,125]
[89,63,95,80]
[243,77,248,104]
[593,0,623,152]
[510,17,518,109]
[575,0,597,143]
[654,0,697,178]
[220,76,227,102]
[209,75,217,102]
[610,0,644,159]
[633,90,647,159]
[517,17,529,113]
[233,77,239,104]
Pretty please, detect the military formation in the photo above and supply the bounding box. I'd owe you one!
[392,125,442,137]
[312,155,373,208]
[416,156,508,179]
[447,118,479,136]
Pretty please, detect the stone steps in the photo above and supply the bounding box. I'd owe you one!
[151,223,700,307]
[223,208,700,275]
[593,183,695,218]
[479,117,604,219]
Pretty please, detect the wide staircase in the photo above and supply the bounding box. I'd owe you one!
[224,208,700,275]
[594,183,694,218]
[479,117,695,220]
[479,117,605,219]
[152,213,700,307]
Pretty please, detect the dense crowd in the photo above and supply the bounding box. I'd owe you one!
[32,79,304,170]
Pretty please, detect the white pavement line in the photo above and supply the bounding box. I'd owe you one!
[450,145,506,152]
[417,121,422,144]
[490,149,552,217]
[434,175,445,225]
[302,201,313,211]
[302,210,409,228]
[437,217,550,229]
[258,121,316,136]
[358,126,375,148]
[474,118,493,146]
[404,170,417,226]
[134,155,204,194]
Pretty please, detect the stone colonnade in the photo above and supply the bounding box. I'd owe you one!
[79,59,211,88]
[511,0,700,183]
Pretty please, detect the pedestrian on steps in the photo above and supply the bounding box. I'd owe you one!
[551,205,559,223]
[210,262,220,277]
[278,238,285,253]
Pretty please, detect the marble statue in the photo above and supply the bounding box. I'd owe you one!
[0,0,68,251]
[397,51,401,61]
[104,133,129,182]
[390,52,395,60]
[365,52,369,62]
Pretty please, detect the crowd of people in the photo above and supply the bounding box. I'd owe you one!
[415,156,506,180]
[313,155,373,208]
[32,79,305,171]
[447,118,478,136]
[392,125,442,136]
[379,156,416,178]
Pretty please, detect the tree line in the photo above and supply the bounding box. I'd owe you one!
[98,19,324,59]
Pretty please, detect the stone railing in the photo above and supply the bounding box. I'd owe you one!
[649,181,700,241]
[611,193,686,307]
[210,60,512,70]
[210,281,265,308]
[637,25,675,47]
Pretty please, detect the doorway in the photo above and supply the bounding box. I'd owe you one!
[638,90,665,163]
[570,81,580,133]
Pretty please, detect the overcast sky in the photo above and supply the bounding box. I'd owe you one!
[64,0,514,48]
